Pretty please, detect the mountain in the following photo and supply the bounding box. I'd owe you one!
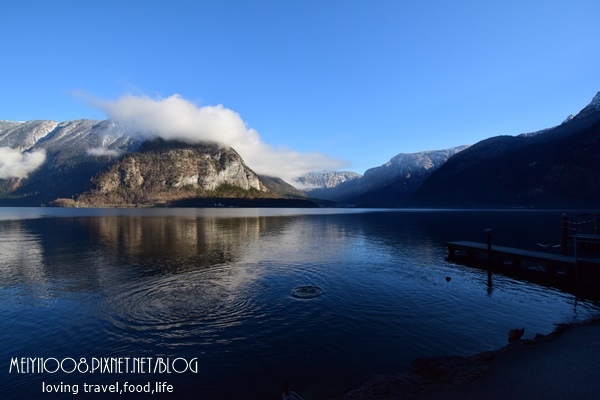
[293,171,362,190]
[70,139,267,207]
[258,175,307,198]
[3,91,599,208]
[307,146,468,206]
[0,120,139,205]
[413,92,600,208]
[0,120,309,207]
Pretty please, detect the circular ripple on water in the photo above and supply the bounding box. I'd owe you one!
[103,267,261,345]
[290,285,323,300]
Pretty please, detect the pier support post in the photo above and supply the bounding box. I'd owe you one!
[485,228,492,265]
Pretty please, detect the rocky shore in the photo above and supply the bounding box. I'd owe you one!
[339,318,600,400]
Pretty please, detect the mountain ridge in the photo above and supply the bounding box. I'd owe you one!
[413,91,600,208]
[293,171,362,190]
[304,145,468,206]
[1,91,599,208]
[0,121,307,206]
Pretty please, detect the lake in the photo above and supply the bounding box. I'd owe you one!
[1,208,599,399]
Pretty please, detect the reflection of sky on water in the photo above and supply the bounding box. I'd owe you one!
[0,208,598,399]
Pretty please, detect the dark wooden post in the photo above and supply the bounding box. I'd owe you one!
[485,228,492,264]
[561,214,569,255]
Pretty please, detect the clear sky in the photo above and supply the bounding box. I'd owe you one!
[1,0,599,176]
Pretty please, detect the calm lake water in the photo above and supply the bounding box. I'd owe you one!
[1,208,599,399]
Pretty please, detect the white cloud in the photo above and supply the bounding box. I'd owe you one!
[87,147,123,157]
[0,147,46,179]
[90,94,347,182]
[289,181,321,191]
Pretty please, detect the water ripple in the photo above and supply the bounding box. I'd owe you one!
[102,266,261,346]
[290,285,323,300]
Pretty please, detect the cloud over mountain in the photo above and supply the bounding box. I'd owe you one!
[90,94,346,182]
[0,147,46,179]
[87,147,123,157]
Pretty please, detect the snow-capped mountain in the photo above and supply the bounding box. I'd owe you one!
[0,120,141,204]
[306,146,468,206]
[0,119,137,154]
[2,90,600,208]
[0,120,58,150]
[293,171,362,190]
[304,92,600,208]
[364,146,469,182]
[576,91,600,118]
[0,120,25,134]
[0,120,303,206]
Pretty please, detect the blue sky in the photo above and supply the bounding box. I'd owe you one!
[1,0,599,175]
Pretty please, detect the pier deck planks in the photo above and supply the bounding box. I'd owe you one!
[446,241,600,268]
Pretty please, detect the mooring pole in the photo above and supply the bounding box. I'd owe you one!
[561,214,569,255]
[485,228,492,265]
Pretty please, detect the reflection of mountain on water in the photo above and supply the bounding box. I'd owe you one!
[2,209,599,400]
[0,215,298,299]
[0,219,49,295]
[1,210,568,297]
[86,216,261,269]
[71,215,301,270]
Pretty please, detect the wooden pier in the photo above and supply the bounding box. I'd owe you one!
[446,240,600,276]
[445,215,600,298]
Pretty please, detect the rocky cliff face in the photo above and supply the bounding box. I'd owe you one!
[0,120,288,206]
[74,140,268,206]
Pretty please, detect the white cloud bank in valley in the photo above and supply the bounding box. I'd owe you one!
[87,147,123,157]
[0,147,46,179]
[91,94,346,182]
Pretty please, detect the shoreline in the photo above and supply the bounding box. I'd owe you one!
[338,317,600,399]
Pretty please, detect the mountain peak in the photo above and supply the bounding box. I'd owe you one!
[562,114,575,124]
[575,91,600,119]
[293,171,362,190]
[591,91,600,108]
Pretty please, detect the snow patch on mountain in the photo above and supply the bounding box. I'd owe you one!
[365,146,470,180]
[573,91,600,119]
[0,120,58,151]
[293,171,362,190]
[562,114,575,124]
[0,120,24,133]
[590,92,600,108]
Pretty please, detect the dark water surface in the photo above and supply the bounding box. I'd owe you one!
[1,208,599,399]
